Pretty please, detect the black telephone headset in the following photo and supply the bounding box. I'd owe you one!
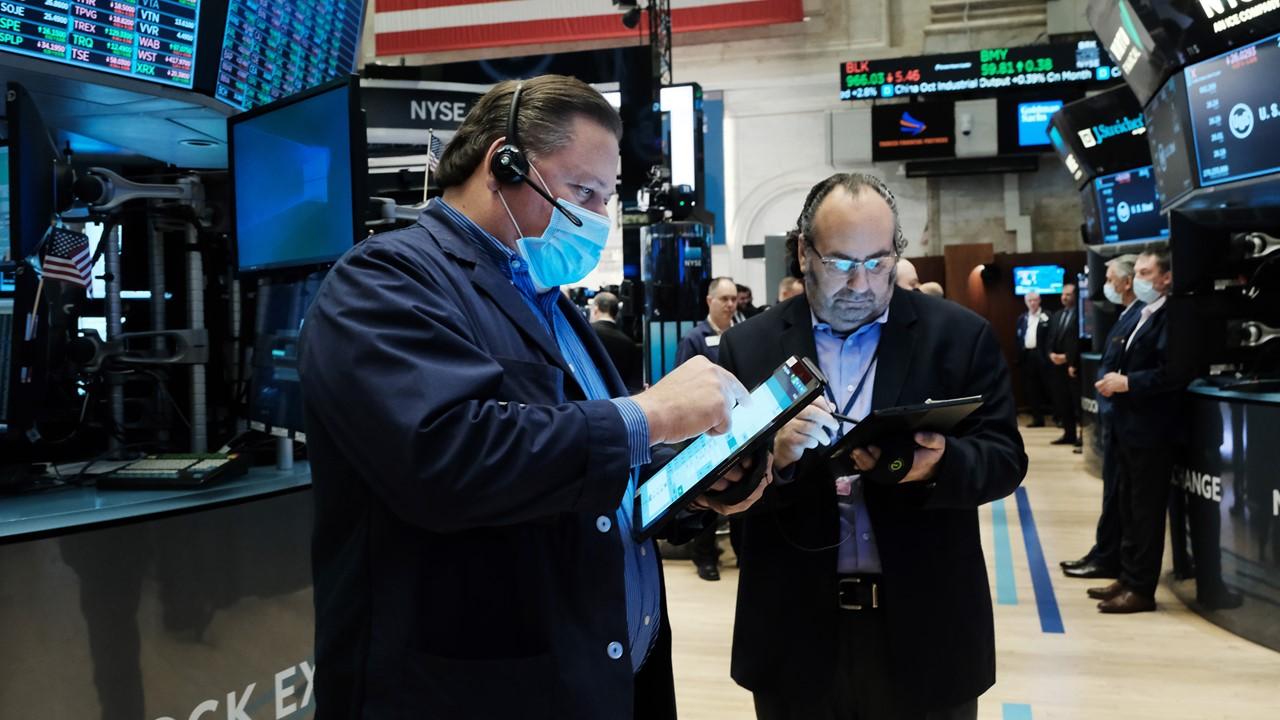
[488,81,583,226]
[490,82,529,185]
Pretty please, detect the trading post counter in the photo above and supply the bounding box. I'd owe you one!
[0,465,316,719]
[1079,352,1103,479]
[1171,383,1280,653]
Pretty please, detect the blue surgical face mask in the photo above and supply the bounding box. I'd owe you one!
[497,164,611,293]
[1103,282,1123,305]
[1133,277,1161,304]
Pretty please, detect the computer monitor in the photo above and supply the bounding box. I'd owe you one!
[1093,166,1169,244]
[1013,265,1066,296]
[246,270,328,438]
[228,75,367,274]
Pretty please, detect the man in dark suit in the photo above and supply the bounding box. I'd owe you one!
[591,291,643,393]
[718,173,1027,719]
[1090,250,1183,613]
[1046,283,1081,445]
[734,283,763,323]
[298,76,762,719]
[1061,256,1144,580]
[1015,292,1051,426]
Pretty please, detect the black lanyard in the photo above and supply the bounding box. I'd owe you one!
[823,346,880,439]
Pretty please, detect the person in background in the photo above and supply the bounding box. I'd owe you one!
[1015,292,1051,427]
[777,276,805,303]
[1090,250,1183,613]
[676,277,738,368]
[734,284,763,323]
[676,276,741,580]
[591,291,644,394]
[919,282,944,298]
[1046,283,1081,447]
[1062,255,1142,580]
[720,172,1026,720]
[896,257,921,290]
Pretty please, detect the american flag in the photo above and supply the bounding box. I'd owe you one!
[42,228,93,287]
[427,131,444,171]
[373,0,804,57]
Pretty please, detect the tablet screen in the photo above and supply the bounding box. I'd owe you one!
[637,360,817,530]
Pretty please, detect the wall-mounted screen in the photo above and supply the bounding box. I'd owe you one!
[841,39,1116,101]
[1143,73,1197,208]
[1093,166,1169,244]
[1018,99,1064,147]
[0,0,199,88]
[1013,265,1066,295]
[1185,31,1280,188]
[871,101,956,161]
[215,0,364,110]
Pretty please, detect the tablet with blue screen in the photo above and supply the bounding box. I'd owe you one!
[633,356,825,541]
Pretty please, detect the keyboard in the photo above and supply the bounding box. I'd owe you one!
[98,453,249,489]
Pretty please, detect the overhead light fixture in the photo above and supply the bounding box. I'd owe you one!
[180,138,218,147]
[621,6,642,28]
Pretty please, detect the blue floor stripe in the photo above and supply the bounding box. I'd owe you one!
[992,498,1018,605]
[1014,486,1064,634]
[1003,703,1033,720]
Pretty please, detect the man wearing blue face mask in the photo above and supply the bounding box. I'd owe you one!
[1090,250,1184,613]
[298,76,762,719]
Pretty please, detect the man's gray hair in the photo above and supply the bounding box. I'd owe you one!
[1107,254,1138,279]
[796,173,907,255]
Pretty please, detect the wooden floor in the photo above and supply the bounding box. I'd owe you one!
[662,423,1280,719]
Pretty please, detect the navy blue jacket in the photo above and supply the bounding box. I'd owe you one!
[1096,301,1145,417]
[1110,304,1185,447]
[675,320,722,366]
[1014,311,1050,363]
[298,205,679,719]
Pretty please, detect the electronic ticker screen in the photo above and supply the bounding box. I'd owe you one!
[215,0,364,111]
[1014,265,1066,295]
[1049,85,1151,186]
[870,101,956,161]
[841,40,1116,101]
[1185,31,1280,187]
[1143,73,1197,207]
[1093,166,1169,244]
[0,0,199,88]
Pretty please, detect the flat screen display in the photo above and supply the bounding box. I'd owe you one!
[841,39,1115,100]
[637,360,815,530]
[871,101,956,161]
[230,80,361,272]
[1185,32,1280,187]
[1049,85,1152,184]
[0,0,199,88]
[0,146,8,263]
[1093,166,1169,244]
[1143,73,1197,207]
[1017,99,1064,147]
[215,0,364,110]
[1087,0,1178,106]
[247,271,327,436]
[1013,265,1066,295]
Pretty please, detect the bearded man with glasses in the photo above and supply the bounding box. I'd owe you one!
[716,173,1027,720]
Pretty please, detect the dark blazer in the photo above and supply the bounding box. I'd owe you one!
[1047,307,1079,364]
[592,319,643,393]
[1015,311,1050,363]
[675,320,721,365]
[1096,301,1144,417]
[298,204,680,720]
[717,290,1027,712]
[1111,303,1185,448]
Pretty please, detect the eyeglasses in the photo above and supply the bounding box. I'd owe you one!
[807,241,897,278]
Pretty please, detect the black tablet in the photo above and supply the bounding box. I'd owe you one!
[825,395,984,474]
[633,356,825,541]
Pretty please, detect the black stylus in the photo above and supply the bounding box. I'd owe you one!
[831,412,859,425]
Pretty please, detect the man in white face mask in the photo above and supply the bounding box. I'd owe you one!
[298,75,764,719]
[1089,250,1183,614]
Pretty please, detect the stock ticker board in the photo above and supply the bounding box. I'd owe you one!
[840,40,1116,100]
[0,0,199,88]
[215,0,363,111]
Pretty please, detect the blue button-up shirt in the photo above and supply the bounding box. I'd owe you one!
[436,199,661,671]
[813,309,888,574]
